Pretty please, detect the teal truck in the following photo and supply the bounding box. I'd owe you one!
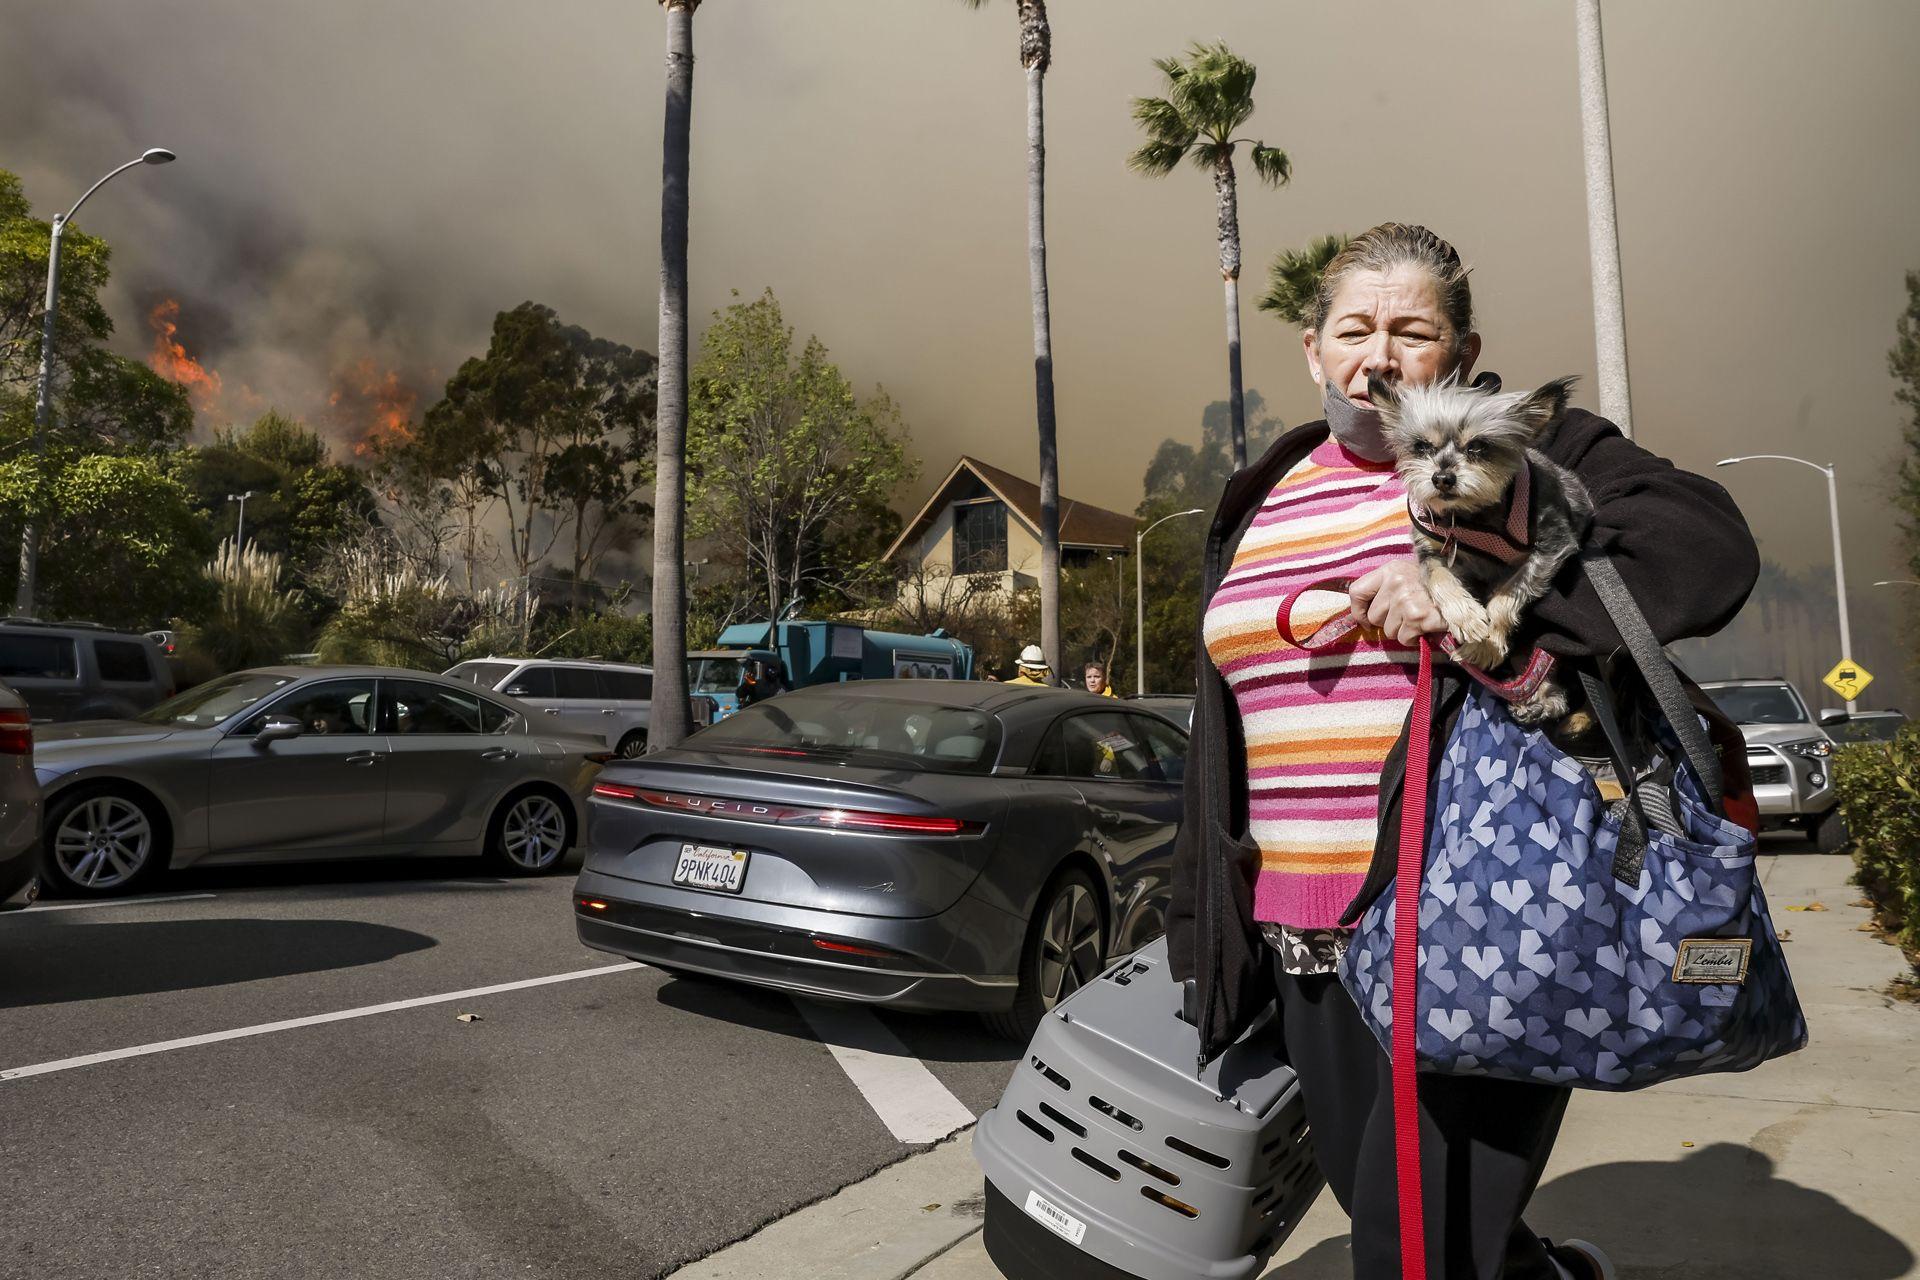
[688,621,974,721]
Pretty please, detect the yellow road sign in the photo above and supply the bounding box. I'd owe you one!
[1823,659,1874,702]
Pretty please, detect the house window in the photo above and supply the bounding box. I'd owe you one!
[953,500,1008,574]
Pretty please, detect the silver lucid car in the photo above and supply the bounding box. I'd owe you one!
[34,666,606,898]
[573,680,1188,1038]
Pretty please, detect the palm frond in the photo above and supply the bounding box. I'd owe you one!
[1188,142,1232,175]
[1127,138,1189,177]
[1129,95,1193,146]
[1258,233,1349,326]
[1249,143,1292,188]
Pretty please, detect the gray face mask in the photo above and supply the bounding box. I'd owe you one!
[1322,381,1392,463]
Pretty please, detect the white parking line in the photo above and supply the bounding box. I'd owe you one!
[21,893,218,914]
[0,962,643,1084]
[795,999,975,1145]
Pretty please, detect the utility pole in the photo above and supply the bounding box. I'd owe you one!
[1575,0,1633,437]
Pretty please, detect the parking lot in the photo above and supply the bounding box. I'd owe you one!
[0,852,1031,1280]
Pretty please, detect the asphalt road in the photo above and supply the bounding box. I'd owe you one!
[0,853,1027,1280]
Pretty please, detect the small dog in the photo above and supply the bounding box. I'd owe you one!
[1373,372,1592,725]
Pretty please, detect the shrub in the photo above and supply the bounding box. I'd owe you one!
[174,539,308,675]
[1832,734,1920,968]
[528,608,652,664]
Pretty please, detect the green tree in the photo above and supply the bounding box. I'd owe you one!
[1129,43,1291,471]
[687,291,913,621]
[1892,270,1920,581]
[1258,233,1349,328]
[0,169,113,401]
[964,0,1066,678]
[651,0,703,750]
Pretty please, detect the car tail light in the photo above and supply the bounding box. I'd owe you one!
[576,897,609,911]
[590,784,979,835]
[812,938,904,961]
[801,809,974,835]
[593,781,640,801]
[0,708,30,756]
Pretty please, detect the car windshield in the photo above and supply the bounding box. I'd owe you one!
[1708,685,1808,726]
[690,657,746,694]
[135,672,297,727]
[691,692,1001,774]
[1829,716,1906,743]
[444,661,516,688]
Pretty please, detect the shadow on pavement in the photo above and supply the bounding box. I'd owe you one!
[1268,1142,1912,1279]
[0,917,437,1008]
[651,971,1023,1064]
[159,851,578,896]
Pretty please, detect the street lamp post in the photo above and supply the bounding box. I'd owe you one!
[1716,454,1856,711]
[13,148,177,617]
[1136,508,1205,696]
[227,491,254,549]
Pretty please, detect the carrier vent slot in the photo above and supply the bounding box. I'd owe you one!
[1261,1132,1286,1156]
[1070,1148,1122,1182]
[1164,1135,1232,1169]
[1088,1096,1143,1131]
[1037,1102,1086,1139]
[1015,1111,1055,1143]
[1140,1186,1200,1219]
[1117,1149,1180,1186]
[1251,1183,1277,1209]
[1029,1056,1071,1092]
[1290,1116,1310,1142]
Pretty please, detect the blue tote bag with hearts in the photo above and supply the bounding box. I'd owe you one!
[1339,555,1807,1091]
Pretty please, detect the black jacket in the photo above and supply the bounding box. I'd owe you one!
[1164,407,1761,1068]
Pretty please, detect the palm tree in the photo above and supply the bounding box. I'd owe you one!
[966,0,1064,674]
[650,0,700,750]
[1129,43,1290,471]
[1257,232,1347,328]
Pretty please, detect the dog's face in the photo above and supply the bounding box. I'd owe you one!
[1372,374,1575,516]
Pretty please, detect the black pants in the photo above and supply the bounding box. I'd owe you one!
[1276,965,1571,1280]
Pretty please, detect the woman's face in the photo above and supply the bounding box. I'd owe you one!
[1303,264,1481,405]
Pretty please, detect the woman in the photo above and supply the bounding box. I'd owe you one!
[1166,223,1758,1280]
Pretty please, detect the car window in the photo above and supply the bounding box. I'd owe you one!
[95,640,153,683]
[1043,712,1159,782]
[553,667,601,699]
[1707,685,1808,725]
[599,670,652,701]
[504,665,556,698]
[384,680,503,735]
[691,692,1001,774]
[0,634,78,680]
[444,661,515,689]
[238,680,375,737]
[142,672,296,727]
[1131,714,1187,784]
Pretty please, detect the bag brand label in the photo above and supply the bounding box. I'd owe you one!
[1673,938,1752,984]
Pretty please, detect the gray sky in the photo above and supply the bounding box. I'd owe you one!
[4,0,1919,703]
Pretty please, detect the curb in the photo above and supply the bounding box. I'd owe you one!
[666,1126,989,1280]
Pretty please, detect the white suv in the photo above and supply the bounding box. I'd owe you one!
[445,658,653,757]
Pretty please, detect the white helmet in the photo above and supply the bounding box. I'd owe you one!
[1018,644,1047,667]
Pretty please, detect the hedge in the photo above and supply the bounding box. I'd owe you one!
[1831,734,1920,969]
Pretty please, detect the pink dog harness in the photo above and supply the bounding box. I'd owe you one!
[1407,457,1533,566]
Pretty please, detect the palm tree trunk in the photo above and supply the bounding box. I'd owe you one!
[1021,3,1062,675]
[1575,0,1633,437]
[1215,155,1247,471]
[650,0,698,749]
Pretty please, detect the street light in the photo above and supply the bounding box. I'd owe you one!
[14,148,178,617]
[227,491,254,549]
[1716,454,1856,711]
[1136,508,1205,695]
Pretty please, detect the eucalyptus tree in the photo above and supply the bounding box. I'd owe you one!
[965,0,1064,674]
[1129,43,1290,470]
[651,0,700,749]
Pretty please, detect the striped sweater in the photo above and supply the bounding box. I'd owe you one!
[1201,438,1421,930]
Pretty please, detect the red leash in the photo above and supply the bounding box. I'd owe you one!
[1276,581,1432,1280]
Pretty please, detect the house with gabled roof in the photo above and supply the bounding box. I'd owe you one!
[883,455,1137,599]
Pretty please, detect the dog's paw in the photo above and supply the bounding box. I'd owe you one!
[1452,637,1506,670]
[1510,682,1569,725]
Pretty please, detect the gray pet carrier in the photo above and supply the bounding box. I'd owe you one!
[973,937,1324,1280]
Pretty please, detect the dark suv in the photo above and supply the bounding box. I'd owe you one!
[0,620,173,723]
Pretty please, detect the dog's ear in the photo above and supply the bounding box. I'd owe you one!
[1513,375,1577,437]
[1366,373,1401,416]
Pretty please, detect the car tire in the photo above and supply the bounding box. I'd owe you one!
[1809,808,1849,854]
[42,785,168,899]
[485,788,574,876]
[982,868,1107,1043]
[616,731,648,759]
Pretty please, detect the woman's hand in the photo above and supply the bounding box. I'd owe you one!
[1348,560,1450,646]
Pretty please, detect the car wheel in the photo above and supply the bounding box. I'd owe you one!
[1809,808,1848,854]
[487,789,572,875]
[44,787,167,898]
[982,869,1107,1042]
[616,731,648,759]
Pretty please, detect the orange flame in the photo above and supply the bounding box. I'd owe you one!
[331,358,419,456]
[146,299,223,412]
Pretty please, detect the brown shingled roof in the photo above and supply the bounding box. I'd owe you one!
[884,455,1139,562]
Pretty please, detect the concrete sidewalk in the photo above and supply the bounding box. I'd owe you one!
[673,855,1920,1280]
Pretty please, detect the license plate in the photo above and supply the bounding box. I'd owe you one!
[672,843,749,894]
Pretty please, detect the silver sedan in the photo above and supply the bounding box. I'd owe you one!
[33,666,606,897]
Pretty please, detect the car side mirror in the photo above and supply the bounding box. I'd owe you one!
[1818,709,1850,726]
[253,717,304,747]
